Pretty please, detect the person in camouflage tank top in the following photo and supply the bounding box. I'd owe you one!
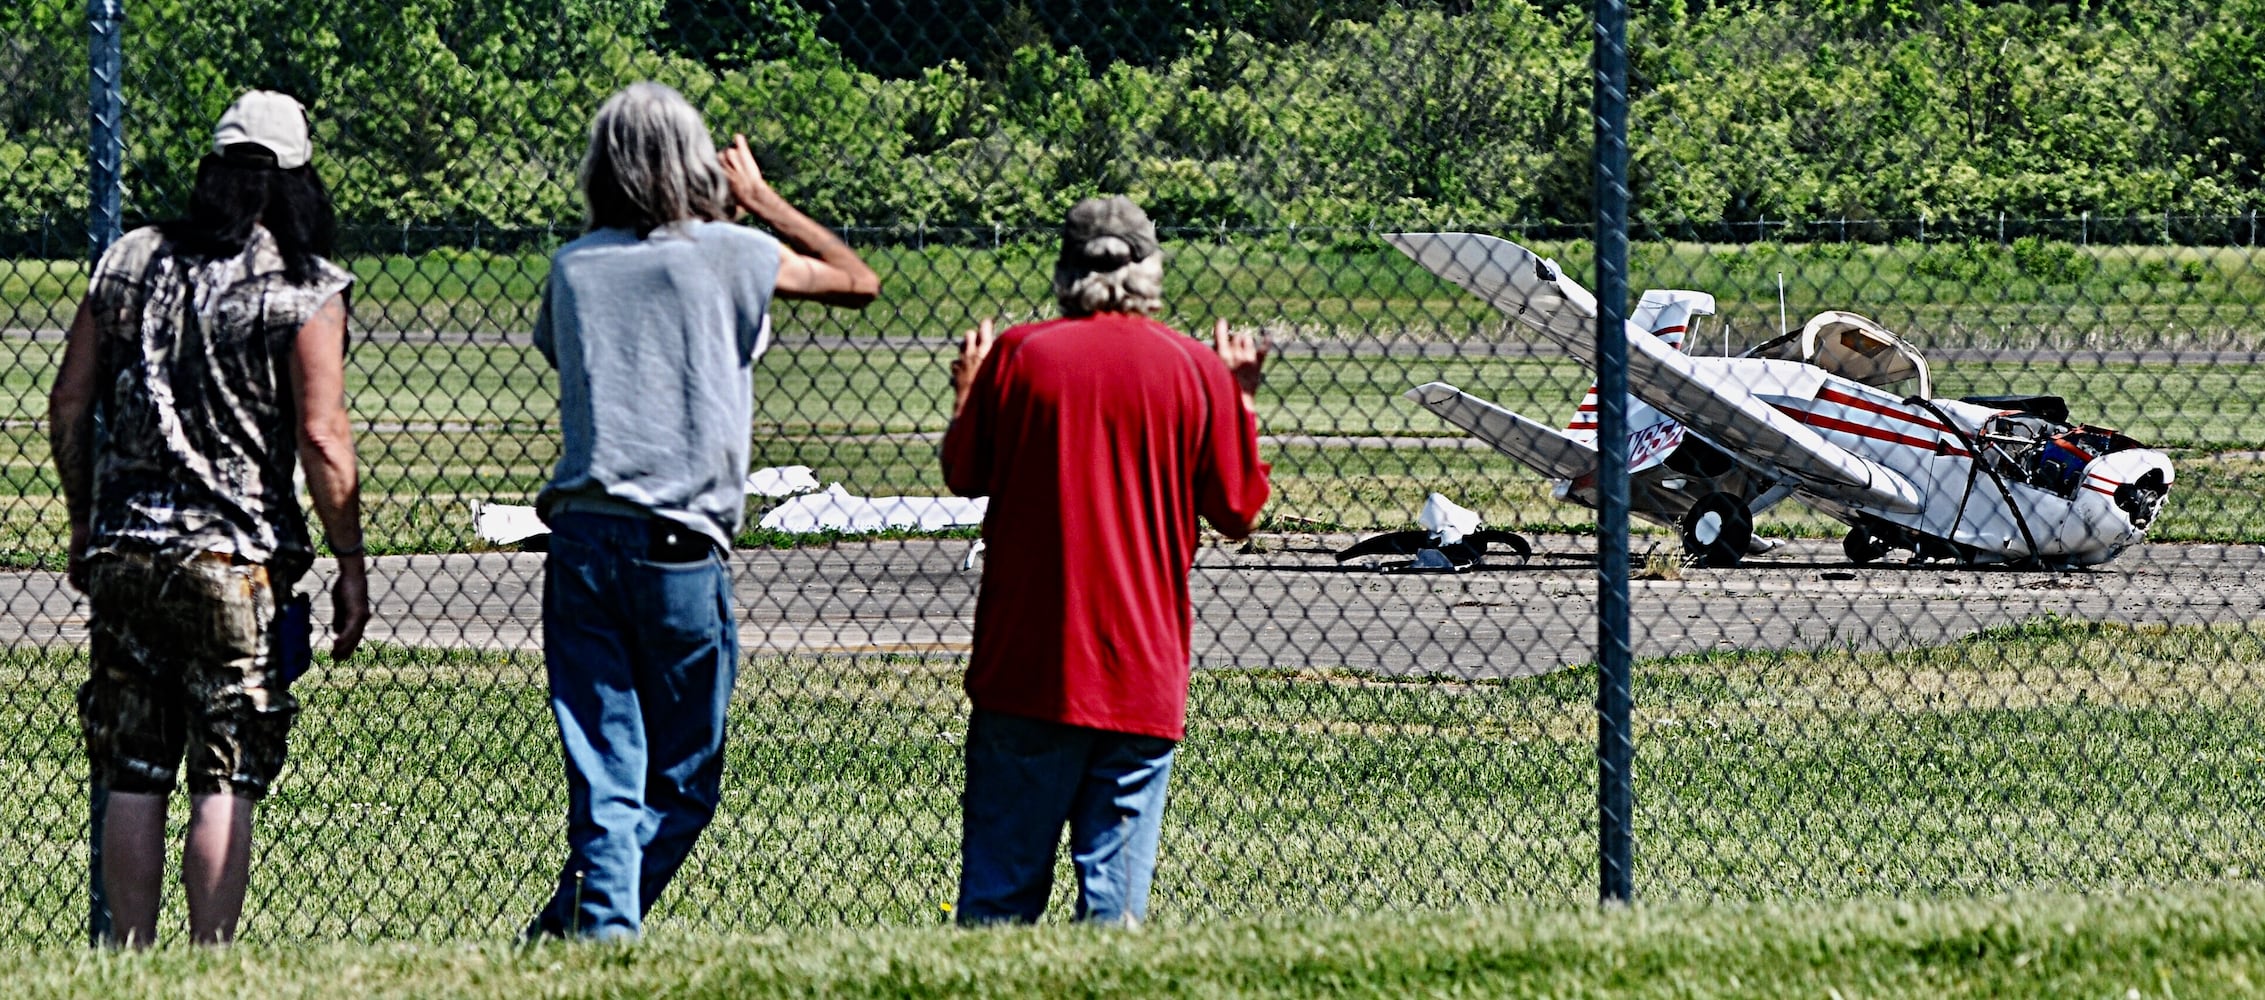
[80,223,351,580]
[48,91,371,947]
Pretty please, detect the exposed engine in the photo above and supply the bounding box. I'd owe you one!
[1977,411,2166,528]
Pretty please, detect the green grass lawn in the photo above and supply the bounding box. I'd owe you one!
[9,885,2265,998]
[1,619,2260,947]
[5,237,2261,345]
[1,237,2261,566]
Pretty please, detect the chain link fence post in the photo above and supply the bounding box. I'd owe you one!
[1590,0,1635,907]
[83,0,127,947]
[86,0,124,259]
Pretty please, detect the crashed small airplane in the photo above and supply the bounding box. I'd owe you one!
[1383,232,2173,568]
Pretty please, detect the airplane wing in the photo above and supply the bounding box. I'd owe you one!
[1387,232,1923,514]
[1405,382,1594,480]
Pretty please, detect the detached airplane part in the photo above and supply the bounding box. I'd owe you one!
[1387,232,2174,569]
[1337,492,1532,573]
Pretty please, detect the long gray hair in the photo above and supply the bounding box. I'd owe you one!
[1054,255,1164,316]
[579,82,732,234]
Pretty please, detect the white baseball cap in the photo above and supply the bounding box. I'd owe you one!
[212,91,312,169]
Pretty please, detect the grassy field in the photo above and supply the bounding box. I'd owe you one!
[3,333,2263,444]
[6,885,2264,998]
[5,236,2263,343]
[2,237,2261,563]
[1,323,2261,565]
[1,618,2260,947]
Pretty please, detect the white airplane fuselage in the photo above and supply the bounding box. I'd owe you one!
[1718,358,2171,566]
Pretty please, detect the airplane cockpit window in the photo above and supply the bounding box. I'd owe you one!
[1802,312,1929,396]
[1741,311,1931,397]
[1743,330,1806,363]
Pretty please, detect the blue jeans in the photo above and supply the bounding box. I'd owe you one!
[956,709,1177,926]
[528,512,736,940]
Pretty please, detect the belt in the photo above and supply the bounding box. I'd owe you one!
[646,520,720,562]
[547,501,722,561]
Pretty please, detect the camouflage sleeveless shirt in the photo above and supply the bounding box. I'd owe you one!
[83,225,354,579]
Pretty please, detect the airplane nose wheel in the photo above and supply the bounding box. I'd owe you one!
[1679,492,1753,567]
[1843,525,1888,565]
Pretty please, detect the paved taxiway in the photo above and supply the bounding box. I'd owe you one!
[5,536,2259,677]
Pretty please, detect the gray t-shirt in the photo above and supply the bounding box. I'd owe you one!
[534,221,781,550]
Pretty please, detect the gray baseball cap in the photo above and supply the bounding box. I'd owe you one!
[212,91,312,169]
[1059,195,1160,272]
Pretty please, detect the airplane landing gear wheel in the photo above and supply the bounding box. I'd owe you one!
[1843,525,1888,565]
[1680,493,1753,568]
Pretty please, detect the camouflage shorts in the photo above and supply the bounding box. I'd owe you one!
[78,551,300,800]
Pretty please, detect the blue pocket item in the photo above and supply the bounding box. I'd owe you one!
[277,593,314,685]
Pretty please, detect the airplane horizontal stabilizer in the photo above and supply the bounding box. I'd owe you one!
[1405,382,1595,481]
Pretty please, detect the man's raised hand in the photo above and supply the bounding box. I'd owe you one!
[719,134,769,215]
[1211,319,1268,412]
[951,318,997,419]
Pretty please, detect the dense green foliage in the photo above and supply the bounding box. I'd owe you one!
[2,0,2260,239]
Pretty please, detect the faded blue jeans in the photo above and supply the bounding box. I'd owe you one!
[956,709,1177,926]
[527,511,736,940]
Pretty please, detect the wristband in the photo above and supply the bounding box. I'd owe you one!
[327,539,367,558]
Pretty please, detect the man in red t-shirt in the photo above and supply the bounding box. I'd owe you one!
[941,195,1270,925]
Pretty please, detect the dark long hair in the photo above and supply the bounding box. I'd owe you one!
[160,151,337,286]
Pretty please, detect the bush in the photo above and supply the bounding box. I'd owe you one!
[3,0,2259,236]
[1909,241,2006,284]
[2009,236,2088,284]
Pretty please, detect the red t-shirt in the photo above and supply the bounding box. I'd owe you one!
[941,312,1271,740]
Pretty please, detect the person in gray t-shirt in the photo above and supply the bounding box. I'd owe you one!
[524,82,878,941]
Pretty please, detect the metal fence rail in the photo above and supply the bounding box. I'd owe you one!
[0,0,2260,944]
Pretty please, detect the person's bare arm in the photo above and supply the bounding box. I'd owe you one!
[48,299,101,590]
[289,294,371,659]
[720,134,880,307]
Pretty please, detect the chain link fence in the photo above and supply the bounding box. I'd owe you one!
[1,0,2260,944]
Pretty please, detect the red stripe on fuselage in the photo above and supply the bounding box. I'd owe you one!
[1813,387,1947,432]
[1774,404,1969,457]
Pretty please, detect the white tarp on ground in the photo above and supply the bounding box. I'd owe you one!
[745,465,822,498]
[474,466,833,544]
[473,502,549,545]
[756,484,988,534]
